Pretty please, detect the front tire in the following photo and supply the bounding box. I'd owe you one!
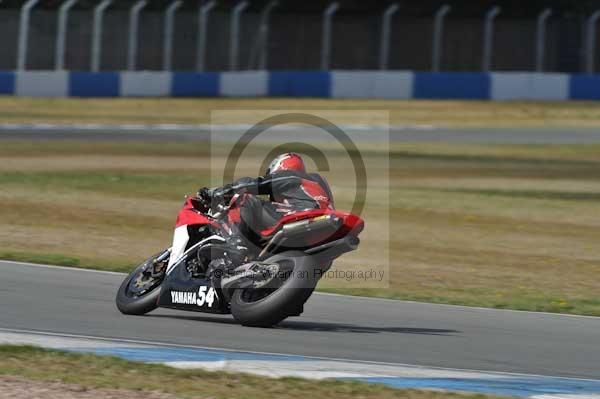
[230,251,320,327]
[116,251,168,315]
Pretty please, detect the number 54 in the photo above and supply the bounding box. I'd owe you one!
[197,286,215,308]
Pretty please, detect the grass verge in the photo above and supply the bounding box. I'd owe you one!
[0,345,504,399]
[2,97,600,127]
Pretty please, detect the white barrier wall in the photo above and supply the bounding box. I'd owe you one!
[15,71,69,97]
[120,72,172,97]
[220,71,268,97]
[490,73,569,101]
[331,71,413,99]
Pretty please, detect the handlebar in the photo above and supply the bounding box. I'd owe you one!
[194,189,241,220]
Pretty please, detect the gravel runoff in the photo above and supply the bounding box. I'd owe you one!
[0,376,184,399]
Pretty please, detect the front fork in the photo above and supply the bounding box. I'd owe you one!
[148,248,172,278]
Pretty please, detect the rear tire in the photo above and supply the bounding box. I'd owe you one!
[116,252,167,315]
[230,251,320,327]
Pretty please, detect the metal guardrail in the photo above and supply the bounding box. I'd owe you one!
[482,6,501,72]
[229,1,248,71]
[196,0,216,72]
[378,4,399,70]
[585,10,600,74]
[16,0,39,70]
[258,0,277,70]
[432,4,451,72]
[90,0,112,72]
[535,8,552,72]
[320,2,339,71]
[163,0,183,71]
[9,2,600,74]
[127,0,147,71]
[55,0,78,70]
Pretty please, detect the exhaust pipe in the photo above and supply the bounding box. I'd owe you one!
[306,235,359,260]
[259,215,343,258]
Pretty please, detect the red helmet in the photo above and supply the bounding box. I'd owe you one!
[266,153,306,175]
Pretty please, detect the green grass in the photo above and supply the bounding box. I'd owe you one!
[0,251,82,268]
[2,97,600,127]
[0,345,504,399]
[0,251,132,273]
[321,288,600,315]
[0,171,208,201]
[419,187,600,202]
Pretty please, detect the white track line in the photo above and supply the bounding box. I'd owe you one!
[1,326,598,384]
[2,259,599,320]
[0,123,438,132]
[0,260,126,276]
[315,291,600,320]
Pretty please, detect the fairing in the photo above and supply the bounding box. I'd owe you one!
[175,197,217,228]
[260,208,364,238]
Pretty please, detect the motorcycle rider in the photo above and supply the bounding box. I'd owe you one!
[167,153,334,269]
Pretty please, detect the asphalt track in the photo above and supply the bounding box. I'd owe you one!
[2,125,600,143]
[1,261,599,380]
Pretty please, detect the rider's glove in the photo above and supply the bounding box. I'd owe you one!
[211,184,233,202]
[197,187,212,201]
[198,185,233,213]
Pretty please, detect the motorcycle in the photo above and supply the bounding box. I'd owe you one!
[115,191,364,327]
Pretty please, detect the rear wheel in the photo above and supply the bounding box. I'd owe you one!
[230,251,319,327]
[116,250,168,315]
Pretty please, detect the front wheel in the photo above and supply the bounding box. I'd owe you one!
[116,250,169,315]
[230,251,320,327]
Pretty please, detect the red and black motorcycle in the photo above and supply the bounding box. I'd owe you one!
[116,192,364,327]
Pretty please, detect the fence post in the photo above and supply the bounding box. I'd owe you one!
[321,2,339,70]
[585,10,600,74]
[379,3,399,70]
[535,8,552,72]
[55,0,78,70]
[247,1,277,70]
[432,4,451,72]
[163,0,183,71]
[127,0,147,71]
[482,6,501,71]
[229,1,249,71]
[90,0,112,72]
[258,0,278,70]
[196,0,216,71]
[16,0,40,71]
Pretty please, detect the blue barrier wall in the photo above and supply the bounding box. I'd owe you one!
[69,72,120,97]
[0,70,598,100]
[171,72,220,97]
[269,71,331,97]
[413,72,490,99]
[569,75,600,100]
[0,72,15,95]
